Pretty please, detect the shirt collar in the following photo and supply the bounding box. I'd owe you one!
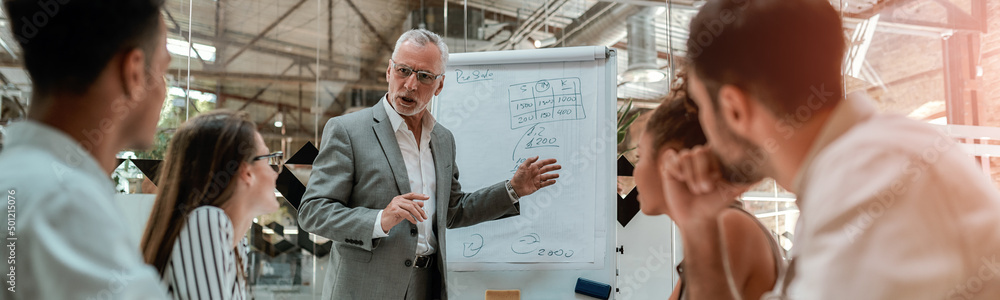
[791,91,877,192]
[381,95,436,135]
[4,120,111,188]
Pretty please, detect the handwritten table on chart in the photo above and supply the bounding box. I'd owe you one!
[442,74,598,266]
[507,78,586,129]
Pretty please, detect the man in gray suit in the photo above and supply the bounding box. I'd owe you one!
[298,29,561,300]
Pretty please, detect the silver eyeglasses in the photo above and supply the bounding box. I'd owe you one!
[390,59,443,85]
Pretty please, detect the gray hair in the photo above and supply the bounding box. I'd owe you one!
[392,29,449,72]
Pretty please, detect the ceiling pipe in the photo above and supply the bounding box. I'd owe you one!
[621,7,667,83]
[498,0,571,49]
[549,2,642,48]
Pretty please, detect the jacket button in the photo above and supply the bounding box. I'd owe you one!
[404,259,413,267]
[410,228,418,236]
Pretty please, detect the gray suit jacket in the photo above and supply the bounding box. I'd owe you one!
[298,99,519,299]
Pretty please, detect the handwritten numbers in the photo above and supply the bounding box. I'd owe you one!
[525,126,546,136]
[525,138,557,148]
[507,77,585,129]
[509,233,574,258]
[537,249,574,258]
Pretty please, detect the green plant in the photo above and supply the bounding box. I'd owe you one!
[133,130,173,160]
[617,98,639,156]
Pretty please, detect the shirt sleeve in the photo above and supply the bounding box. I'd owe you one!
[505,180,519,204]
[171,207,241,300]
[24,187,169,300]
[788,148,966,299]
[372,210,390,238]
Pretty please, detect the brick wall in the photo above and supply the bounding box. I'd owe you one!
[860,0,1000,188]
[979,0,1000,185]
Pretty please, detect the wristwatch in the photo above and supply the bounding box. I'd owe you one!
[505,180,521,201]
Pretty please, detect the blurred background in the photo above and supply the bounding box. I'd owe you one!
[0,0,997,298]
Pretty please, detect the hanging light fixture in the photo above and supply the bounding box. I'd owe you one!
[274,111,284,128]
[620,7,667,83]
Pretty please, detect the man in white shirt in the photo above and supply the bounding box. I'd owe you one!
[0,1,172,299]
[660,0,1000,299]
[298,29,561,300]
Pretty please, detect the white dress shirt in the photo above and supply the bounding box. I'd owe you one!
[370,98,520,256]
[0,121,168,299]
[163,206,248,300]
[764,93,1000,299]
[372,99,440,256]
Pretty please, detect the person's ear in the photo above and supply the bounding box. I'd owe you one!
[434,76,445,96]
[386,63,392,82]
[717,84,754,137]
[120,48,147,101]
[238,162,255,186]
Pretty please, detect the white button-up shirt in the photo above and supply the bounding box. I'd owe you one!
[765,93,1000,299]
[0,121,168,299]
[372,99,439,256]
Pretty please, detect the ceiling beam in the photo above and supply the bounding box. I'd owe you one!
[843,0,983,33]
[224,0,310,68]
[866,68,941,94]
[500,0,570,49]
[163,9,210,67]
[168,27,364,72]
[184,86,338,119]
[214,0,228,70]
[327,0,334,63]
[611,41,684,62]
[973,0,987,33]
[260,131,315,140]
[344,0,394,51]
[597,0,701,9]
[442,0,566,34]
[284,106,315,137]
[171,69,388,90]
[237,61,297,111]
[931,0,986,32]
[845,0,902,19]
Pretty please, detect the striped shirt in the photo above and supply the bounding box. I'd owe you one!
[163,206,249,300]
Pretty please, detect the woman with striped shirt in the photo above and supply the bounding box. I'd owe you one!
[140,110,281,299]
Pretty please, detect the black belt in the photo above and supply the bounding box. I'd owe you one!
[414,254,434,268]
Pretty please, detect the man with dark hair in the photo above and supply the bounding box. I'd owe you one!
[0,0,171,298]
[660,0,1000,299]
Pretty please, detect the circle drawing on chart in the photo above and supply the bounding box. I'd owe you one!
[534,80,551,93]
[511,233,542,254]
[463,234,485,258]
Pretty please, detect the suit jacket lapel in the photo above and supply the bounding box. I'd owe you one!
[372,99,411,195]
[429,127,451,219]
